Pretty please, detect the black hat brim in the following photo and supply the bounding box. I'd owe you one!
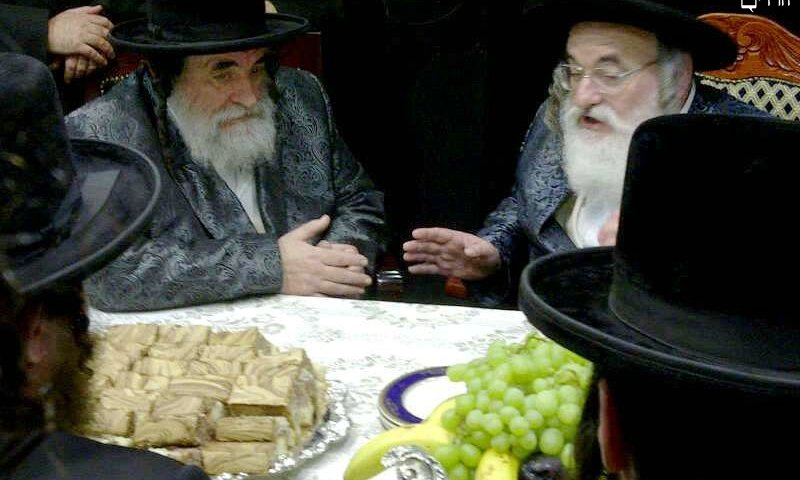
[525,0,737,71]
[111,13,310,55]
[519,248,800,395]
[6,139,160,294]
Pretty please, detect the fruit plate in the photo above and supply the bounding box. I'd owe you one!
[212,380,349,479]
[379,367,466,428]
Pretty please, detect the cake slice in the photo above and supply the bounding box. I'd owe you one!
[201,441,277,475]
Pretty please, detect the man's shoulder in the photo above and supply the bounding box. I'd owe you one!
[13,432,208,480]
[690,82,771,117]
[276,67,323,94]
[66,74,155,146]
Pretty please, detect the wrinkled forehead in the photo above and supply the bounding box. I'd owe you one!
[566,21,658,65]
[183,47,274,71]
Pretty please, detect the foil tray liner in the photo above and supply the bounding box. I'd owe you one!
[212,380,349,479]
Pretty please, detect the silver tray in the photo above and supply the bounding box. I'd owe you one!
[212,380,349,479]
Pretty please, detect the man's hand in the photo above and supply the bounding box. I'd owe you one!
[279,215,373,297]
[597,210,620,246]
[48,6,114,66]
[63,54,100,83]
[403,227,501,281]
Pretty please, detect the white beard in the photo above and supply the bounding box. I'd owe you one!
[560,92,662,207]
[167,85,278,175]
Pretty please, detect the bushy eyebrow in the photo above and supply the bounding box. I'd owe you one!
[206,52,274,72]
[564,54,623,68]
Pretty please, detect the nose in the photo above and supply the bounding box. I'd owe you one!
[229,75,260,108]
[571,76,602,110]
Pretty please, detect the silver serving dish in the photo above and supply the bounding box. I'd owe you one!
[213,380,349,479]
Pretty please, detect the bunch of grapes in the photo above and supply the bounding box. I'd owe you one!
[433,334,593,480]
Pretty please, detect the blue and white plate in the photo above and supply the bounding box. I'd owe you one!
[378,366,466,429]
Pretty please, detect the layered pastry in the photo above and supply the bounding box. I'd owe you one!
[82,324,328,476]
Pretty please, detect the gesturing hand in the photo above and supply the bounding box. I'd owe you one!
[48,6,114,66]
[279,215,372,297]
[402,227,501,281]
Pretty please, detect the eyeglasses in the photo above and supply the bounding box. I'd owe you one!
[555,60,658,94]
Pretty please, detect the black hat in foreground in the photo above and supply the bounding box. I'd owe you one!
[520,113,800,395]
[111,0,309,55]
[0,53,161,294]
[526,0,737,71]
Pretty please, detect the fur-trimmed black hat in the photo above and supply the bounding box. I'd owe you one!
[0,53,161,294]
[520,113,800,395]
[526,0,737,71]
[111,0,309,55]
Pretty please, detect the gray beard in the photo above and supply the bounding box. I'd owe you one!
[166,86,278,174]
[560,94,662,208]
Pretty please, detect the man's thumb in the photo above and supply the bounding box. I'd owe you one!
[286,214,331,241]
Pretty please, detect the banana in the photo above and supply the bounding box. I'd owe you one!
[475,448,520,480]
[343,422,455,480]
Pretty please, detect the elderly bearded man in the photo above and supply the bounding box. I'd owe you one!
[67,1,387,311]
[403,0,766,307]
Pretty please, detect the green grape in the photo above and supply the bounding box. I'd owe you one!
[510,354,535,383]
[524,409,545,430]
[540,428,565,455]
[475,391,491,411]
[437,336,591,476]
[441,409,462,431]
[488,400,505,413]
[467,430,491,450]
[512,444,532,460]
[487,348,508,367]
[503,387,526,410]
[494,363,513,382]
[498,405,520,424]
[557,403,582,426]
[487,379,508,399]
[447,363,469,382]
[546,416,562,429]
[533,390,559,417]
[531,355,554,377]
[455,394,476,415]
[466,378,483,393]
[490,433,512,453]
[433,445,461,469]
[530,377,553,393]
[519,431,538,451]
[448,463,470,480]
[557,384,582,405]
[465,409,483,430]
[508,416,530,437]
[550,344,569,369]
[482,412,504,436]
[561,443,576,470]
[460,443,482,468]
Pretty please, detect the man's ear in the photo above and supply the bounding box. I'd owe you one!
[22,311,47,366]
[598,378,629,475]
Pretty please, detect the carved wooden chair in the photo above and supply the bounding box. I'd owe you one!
[697,13,800,120]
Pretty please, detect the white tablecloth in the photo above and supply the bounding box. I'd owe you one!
[89,295,533,479]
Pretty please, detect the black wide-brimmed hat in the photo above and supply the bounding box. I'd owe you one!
[0,53,161,294]
[525,0,736,71]
[112,0,309,55]
[520,113,800,394]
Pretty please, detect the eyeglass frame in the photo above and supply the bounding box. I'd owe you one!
[555,59,659,94]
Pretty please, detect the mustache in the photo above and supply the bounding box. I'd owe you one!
[563,103,619,127]
[212,102,268,129]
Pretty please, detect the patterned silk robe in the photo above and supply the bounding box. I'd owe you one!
[67,67,387,311]
[471,83,769,307]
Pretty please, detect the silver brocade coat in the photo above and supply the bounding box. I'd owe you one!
[66,67,387,311]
